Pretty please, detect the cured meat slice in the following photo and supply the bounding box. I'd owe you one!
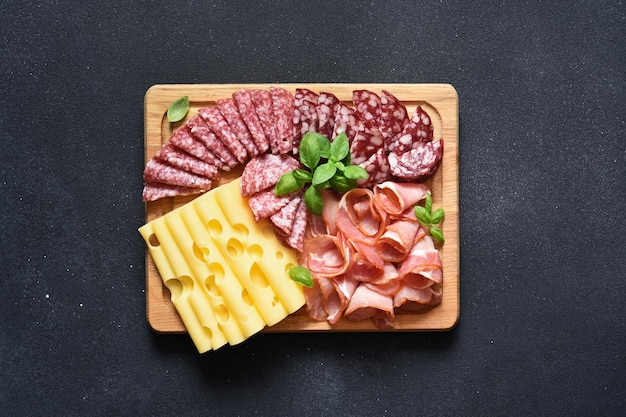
[270,86,295,154]
[247,189,293,222]
[373,181,430,216]
[240,153,300,197]
[352,89,382,128]
[349,122,385,165]
[143,159,212,190]
[332,101,359,142]
[186,114,238,169]
[169,125,224,170]
[388,140,444,182]
[142,181,201,202]
[293,88,320,153]
[340,188,387,239]
[305,274,359,324]
[233,89,270,154]
[379,90,409,142]
[303,279,329,322]
[374,221,422,263]
[398,236,443,289]
[283,198,308,252]
[199,107,248,164]
[357,147,391,188]
[344,283,394,329]
[216,97,259,157]
[270,195,301,236]
[316,91,340,138]
[250,89,278,152]
[155,143,220,180]
[387,106,434,154]
[299,233,352,278]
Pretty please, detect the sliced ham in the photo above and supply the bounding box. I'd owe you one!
[299,233,351,278]
[398,236,443,288]
[374,220,423,263]
[344,283,394,329]
[337,188,387,240]
[373,181,430,216]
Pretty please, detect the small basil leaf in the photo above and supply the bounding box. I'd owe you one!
[167,96,190,122]
[414,206,431,225]
[304,186,324,216]
[312,162,336,186]
[430,226,445,243]
[334,161,346,171]
[292,169,313,186]
[274,172,300,196]
[341,149,352,166]
[343,165,369,180]
[299,133,321,170]
[430,208,445,225]
[315,135,331,159]
[288,266,314,288]
[424,193,433,214]
[329,175,357,193]
[329,133,349,162]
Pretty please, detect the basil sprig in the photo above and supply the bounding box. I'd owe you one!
[275,132,369,215]
[167,96,190,122]
[414,193,445,243]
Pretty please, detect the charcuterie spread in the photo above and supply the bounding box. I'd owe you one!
[141,83,459,351]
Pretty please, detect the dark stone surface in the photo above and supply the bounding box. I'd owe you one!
[1,1,624,416]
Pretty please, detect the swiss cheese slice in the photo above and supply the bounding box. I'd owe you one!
[139,178,305,353]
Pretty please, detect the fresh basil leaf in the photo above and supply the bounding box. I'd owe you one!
[288,266,313,288]
[329,133,349,162]
[315,134,331,159]
[430,226,445,243]
[312,162,336,186]
[414,206,431,226]
[341,149,351,166]
[299,133,321,170]
[334,161,346,171]
[430,208,445,225]
[343,165,369,180]
[329,174,357,193]
[292,169,312,186]
[424,193,433,214]
[167,96,190,122]
[274,172,300,196]
[304,186,323,216]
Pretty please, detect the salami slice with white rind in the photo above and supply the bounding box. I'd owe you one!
[388,140,444,182]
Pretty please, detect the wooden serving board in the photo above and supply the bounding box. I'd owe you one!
[144,83,459,333]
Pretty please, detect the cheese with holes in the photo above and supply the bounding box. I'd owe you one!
[138,178,305,353]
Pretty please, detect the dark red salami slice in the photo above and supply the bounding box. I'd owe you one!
[248,189,293,222]
[186,114,238,169]
[349,121,385,165]
[169,125,224,170]
[240,153,301,197]
[199,107,248,164]
[270,195,302,236]
[250,89,278,153]
[293,88,320,153]
[270,86,295,154]
[357,147,391,188]
[143,159,213,190]
[352,89,382,128]
[216,97,259,157]
[233,89,270,154]
[387,106,434,154]
[142,181,201,202]
[332,101,360,142]
[317,91,340,138]
[388,139,444,182]
[380,90,409,142]
[284,198,308,252]
[155,143,220,180]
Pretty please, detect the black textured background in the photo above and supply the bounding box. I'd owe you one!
[1,1,624,416]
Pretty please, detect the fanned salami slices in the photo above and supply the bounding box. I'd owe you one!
[199,107,248,163]
[144,159,212,190]
[380,90,409,143]
[155,143,220,180]
[316,92,340,138]
[387,106,434,154]
[216,97,259,158]
[349,122,385,165]
[240,153,300,197]
[169,125,224,170]
[250,89,278,152]
[233,89,270,154]
[186,114,238,169]
[270,86,295,154]
[142,181,200,202]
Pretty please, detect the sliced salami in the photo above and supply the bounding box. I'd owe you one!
[332,101,360,142]
[270,195,302,236]
[293,88,320,153]
[349,121,385,165]
[142,181,201,202]
[270,86,295,154]
[250,89,278,153]
[248,189,294,222]
[380,90,409,142]
[199,107,248,164]
[233,89,270,154]
[387,106,434,154]
[240,153,301,197]
[317,91,340,138]
[143,159,213,190]
[186,114,238,169]
[352,89,382,128]
[169,125,224,170]
[155,143,220,180]
[283,198,308,252]
[388,139,444,182]
[357,147,391,188]
[216,97,259,157]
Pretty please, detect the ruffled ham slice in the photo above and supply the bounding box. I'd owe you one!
[398,236,443,289]
[299,233,351,278]
[373,181,430,216]
[374,221,424,263]
[304,274,359,324]
[344,283,395,329]
[336,188,387,243]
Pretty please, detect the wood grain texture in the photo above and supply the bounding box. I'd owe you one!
[143,83,459,333]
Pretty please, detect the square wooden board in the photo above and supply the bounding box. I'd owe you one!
[143,83,459,333]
